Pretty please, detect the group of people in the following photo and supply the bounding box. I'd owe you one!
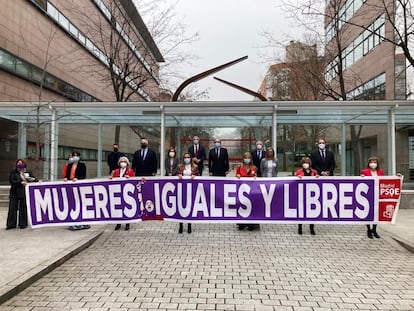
[5,136,386,240]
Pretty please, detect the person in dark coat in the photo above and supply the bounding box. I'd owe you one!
[188,135,206,176]
[6,159,37,230]
[64,151,89,230]
[208,138,229,176]
[250,140,266,177]
[107,144,124,174]
[132,138,158,176]
[310,137,336,176]
[165,147,179,176]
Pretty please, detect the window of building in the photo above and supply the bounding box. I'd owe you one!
[347,73,386,100]
[0,48,98,102]
[42,1,154,101]
[326,14,385,82]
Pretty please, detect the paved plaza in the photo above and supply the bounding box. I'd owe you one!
[0,220,413,311]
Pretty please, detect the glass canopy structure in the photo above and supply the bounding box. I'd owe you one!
[0,100,413,180]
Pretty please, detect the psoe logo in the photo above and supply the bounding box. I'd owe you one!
[378,202,396,222]
[379,179,401,199]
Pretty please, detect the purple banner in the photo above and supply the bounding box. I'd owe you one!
[26,176,403,228]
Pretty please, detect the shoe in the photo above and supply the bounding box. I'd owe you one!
[310,225,315,235]
[367,229,373,239]
[187,224,192,234]
[372,231,380,239]
[298,225,302,235]
[238,224,246,230]
[19,226,27,229]
[115,224,121,230]
[178,223,183,234]
[248,225,254,231]
[125,224,130,231]
[6,226,16,230]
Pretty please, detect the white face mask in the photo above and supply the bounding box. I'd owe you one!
[214,142,221,148]
[168,152,175,158]
[243,158,251,164]
[256,144,263,150]
[120,162,127,168]
[302,163,310,169]
[184,158,191,164]
[369,162,377,169]
[318,143,325,150]
[72,156,80,162]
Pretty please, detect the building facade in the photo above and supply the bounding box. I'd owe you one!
[0,0,164,181]
[324,0,413,179]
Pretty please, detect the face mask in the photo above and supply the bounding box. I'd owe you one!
[256,144,263,150]
[68,157,74,163]
[302,163,310,169]
[369,162,377,169]
[243,158,251,164]
[141,144,147,149]
[16,163,25,169]
[193,140,199,145]
[119,162,127,168]
[214,142,221,148]
[184,158,191,164]
[113,148,118,152]
[318,143,325,150]
[168,152,175,158]
[72,156,80,162]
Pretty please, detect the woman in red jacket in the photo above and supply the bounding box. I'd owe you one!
[236,152,258,231]
[111,156,135,231]
[295,157,319,235]
[360,156,384,239]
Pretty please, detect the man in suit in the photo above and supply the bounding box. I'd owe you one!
[107,143,124,174]
[188,135,206,176]
[310,137,336,176]
[250,140,266,177]
[132,138,157,176]
[208,138,229,176]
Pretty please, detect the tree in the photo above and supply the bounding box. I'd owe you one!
[18,19,68,179]
[278,0,414,173]
[71,0,201,145]
[134,0,200,93]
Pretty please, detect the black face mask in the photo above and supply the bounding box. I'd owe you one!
[141,144,147,149]
[113,148,118,152]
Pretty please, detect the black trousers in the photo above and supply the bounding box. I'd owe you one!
[7,196,27,228]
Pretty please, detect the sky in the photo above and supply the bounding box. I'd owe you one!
[168,0,298,101]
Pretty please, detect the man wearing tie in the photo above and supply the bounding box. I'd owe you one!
[250,140,266,177]
[311,137,335,176]
[208,138,229,176]
[132,138,157,176]
[188,135,206,176]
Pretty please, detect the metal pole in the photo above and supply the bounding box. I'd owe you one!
[388,107,396,175]
[49,106,58,181]
[160,105,165,176]
[341,123,346,175]
[272,105,277,159]
[97,123,103,178]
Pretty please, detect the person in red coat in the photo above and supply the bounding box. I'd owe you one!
[360,156,385,239]
[295,157,319,235]
[111,156,135,231]
[236,152,258,231]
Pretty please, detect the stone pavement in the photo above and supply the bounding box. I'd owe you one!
[0,207,413,310]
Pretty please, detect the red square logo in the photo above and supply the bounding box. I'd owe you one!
[378,201,396,222]
[379,179,401,199]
